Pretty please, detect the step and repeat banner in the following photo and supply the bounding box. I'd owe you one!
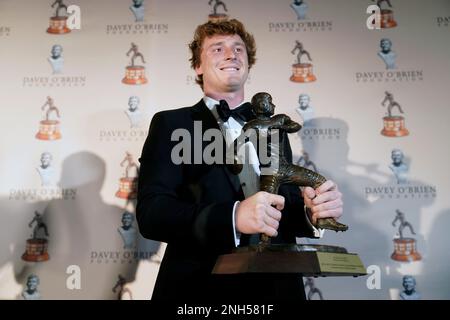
[0,0,449,300]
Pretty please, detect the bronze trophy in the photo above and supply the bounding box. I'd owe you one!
[213,92,365,277]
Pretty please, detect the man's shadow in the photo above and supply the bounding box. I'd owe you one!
[422,209,450,299]
[0,151,160,299]
[292,116,434,299]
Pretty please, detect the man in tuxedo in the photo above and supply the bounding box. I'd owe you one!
[136,19,344,301]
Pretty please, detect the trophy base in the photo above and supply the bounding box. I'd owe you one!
[381,116,409,137]
[213,244,366,277]
[36,120,62,140]
[391,238,422,262]
[22,239,50,262]
[47,16,71,34]
[122,66,148,85]
[380,10,397,29]
[208,14,229,23]
[290,63,316,83]
[116,177,138,199]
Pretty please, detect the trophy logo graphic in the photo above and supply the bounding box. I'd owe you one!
[305,277,324,300]
[21,274,41,300]
[295,94,314,123]
[48,44,64,74]
[36,152,57,187]
[389,149,408,184]
[125,96,143,128]
[118,212,137,249]
[47,0,71,34]
[290,41,316,83]
[122,42,148,85]
[112,275,133,300]
[208,0,228,23]
[378,38,397,70]
[372,0,397,28]
[391,209,421,262]
[130,0,145,22]
[291,0,308,20]
[22,211,50,262]
[36,96,62,141]
[399,275,421,300]
[380,91,409,137]
[116,152,139,199]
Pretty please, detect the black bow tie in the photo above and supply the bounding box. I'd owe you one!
[216,100,254,122]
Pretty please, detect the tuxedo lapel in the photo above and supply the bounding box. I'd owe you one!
[191,100,242,193]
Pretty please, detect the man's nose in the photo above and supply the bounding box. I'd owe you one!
[224,47,236,60]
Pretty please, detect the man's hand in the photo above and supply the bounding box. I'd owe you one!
[302,180,343,225]
[235,191,284,237]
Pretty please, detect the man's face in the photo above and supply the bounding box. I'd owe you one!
[40,154,52,168]
[299,95,310,109]
[133,0,143,7]
[380,40,391,52]
[51,45,62,58]
[195,34,249,97]
[391,150,403,165]
[403,277,415,291]
[128,97,139,110]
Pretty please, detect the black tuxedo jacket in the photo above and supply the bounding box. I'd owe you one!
[137,99,316,301]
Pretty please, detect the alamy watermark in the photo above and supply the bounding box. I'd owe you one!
[170,121,280,175]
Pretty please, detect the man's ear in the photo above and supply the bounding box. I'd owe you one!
[195,65,203,76]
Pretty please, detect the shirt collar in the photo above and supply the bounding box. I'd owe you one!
[203,96,246,111]
[203,96,245,128]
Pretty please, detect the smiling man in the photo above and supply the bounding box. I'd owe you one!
[136,19,344,301]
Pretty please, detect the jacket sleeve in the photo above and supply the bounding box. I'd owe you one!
[136,112,236,253]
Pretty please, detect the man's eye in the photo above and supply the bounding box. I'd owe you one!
[235,47,243,53]
[213,47,222,53]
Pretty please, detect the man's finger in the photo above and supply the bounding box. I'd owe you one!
[263,225,278,237]
[310,198,343,214]
[264,214,280,230]
[312,190,341,205]
[265,193,285,211]
[316,180,336,194]
[303,186,316,200]
[266,205,282,221]
[311,208,343,221]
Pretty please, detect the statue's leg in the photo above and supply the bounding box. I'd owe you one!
[286,164,326,189]
[317,289,324,300]
[42,224,49,237]
[138,53,146,64]
[406,223,416,235]
[259,174,279,194]
[395,103,404,114]
[286,164,348,232]
[259,174,280,244]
